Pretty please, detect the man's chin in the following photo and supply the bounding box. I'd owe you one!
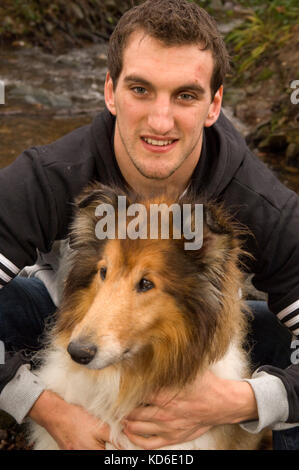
[134,163,179,181]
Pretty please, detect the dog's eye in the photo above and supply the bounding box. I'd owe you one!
[137,278,155,293]
[100,267,107,280]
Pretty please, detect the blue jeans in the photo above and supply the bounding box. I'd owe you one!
[0,278,298,449]
[0,277,56,352]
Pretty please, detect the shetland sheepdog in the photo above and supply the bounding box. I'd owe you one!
[29,184,263,450]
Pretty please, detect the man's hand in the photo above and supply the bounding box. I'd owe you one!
[123,370,258,449]
[28,390,111,450]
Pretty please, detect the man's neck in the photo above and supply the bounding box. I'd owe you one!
[120,167,196,198]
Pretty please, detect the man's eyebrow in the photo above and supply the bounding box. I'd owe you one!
[123,75,206,95]
[123,75,152,87]
[176,83,206,95]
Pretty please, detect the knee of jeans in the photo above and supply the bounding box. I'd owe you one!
[273,426,299,450]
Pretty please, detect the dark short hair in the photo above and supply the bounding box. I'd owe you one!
[107,0,230,98]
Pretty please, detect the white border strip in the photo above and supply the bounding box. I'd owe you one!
[292,327,299,336]
[284,315,299,329]
[0,268,11,283]
[0,253,20,275]
[277,300,299,321]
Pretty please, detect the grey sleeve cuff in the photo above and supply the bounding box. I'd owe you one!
[0,364,45,424]
[240,370,299,433]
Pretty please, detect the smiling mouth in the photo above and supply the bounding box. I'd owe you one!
[141,137,177,147]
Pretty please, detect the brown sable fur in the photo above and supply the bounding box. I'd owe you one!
[51,182,254,417]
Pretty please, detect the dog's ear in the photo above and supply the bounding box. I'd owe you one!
[69,183,130,250]
[179,195,242,268]
[204,204,236,236]
[75,183,121,209]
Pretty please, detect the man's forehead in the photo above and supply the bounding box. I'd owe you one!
[120,32,213,93]
[123,29,211,58]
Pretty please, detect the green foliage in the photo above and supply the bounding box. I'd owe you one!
[257,67,274,81]
[0,0,136,43]
[226,0,299,81]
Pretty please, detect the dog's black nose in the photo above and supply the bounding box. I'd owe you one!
[67,341,97,365]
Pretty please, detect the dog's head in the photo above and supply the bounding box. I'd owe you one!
[55,183,248,389]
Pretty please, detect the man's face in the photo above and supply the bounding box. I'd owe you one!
[105,30,222,183]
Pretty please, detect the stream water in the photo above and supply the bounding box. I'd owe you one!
[0,42,298,194]
[0,44,107,167]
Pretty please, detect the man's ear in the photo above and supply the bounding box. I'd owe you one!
[204,85,223,128]
[104,72,116,116]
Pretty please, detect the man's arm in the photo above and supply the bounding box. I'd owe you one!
[28,390,111,450]
[122,370,258,449]
[0,353,111,449]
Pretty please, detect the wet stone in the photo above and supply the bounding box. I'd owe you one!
[9,84,73,108]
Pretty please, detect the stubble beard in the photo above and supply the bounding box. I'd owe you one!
[118,126,202,181]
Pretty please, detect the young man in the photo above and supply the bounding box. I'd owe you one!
[0,0,299,450]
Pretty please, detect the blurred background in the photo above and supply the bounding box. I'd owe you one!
[0,0,298,450]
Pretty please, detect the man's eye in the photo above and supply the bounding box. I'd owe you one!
[132,86,147,95]
[178,93,195,101]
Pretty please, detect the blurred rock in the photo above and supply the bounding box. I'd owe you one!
[245,121,271,147]
[223,87,247,108]
[218,19,244,35]
[69,2,84,20]
[9,84,72,108]
[210,0,223,10]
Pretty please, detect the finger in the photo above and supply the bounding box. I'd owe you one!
[145,390,179,407]
[95,421,111,442]
[126,405,162,421]
[124,419,163,436]
[124,428,169,450]
[125,425,212,450]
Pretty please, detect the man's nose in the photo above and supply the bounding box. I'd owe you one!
[147,98,174,135]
